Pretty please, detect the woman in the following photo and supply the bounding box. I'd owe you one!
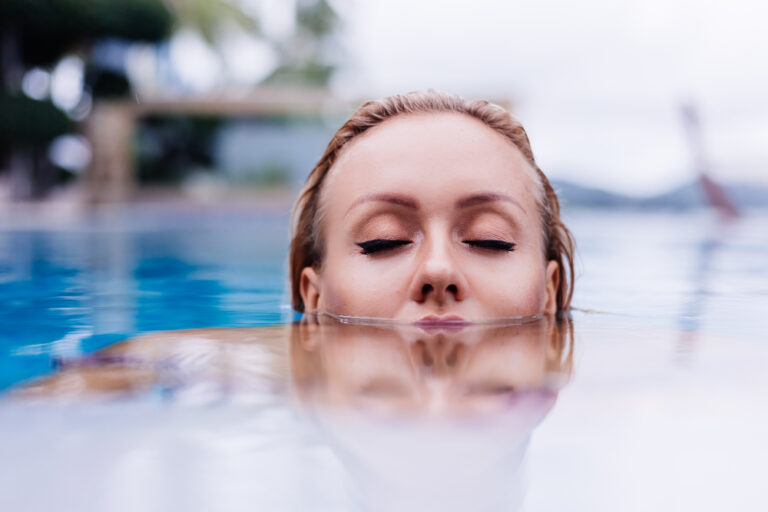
[16,90,575,398]
[290,90,574,324]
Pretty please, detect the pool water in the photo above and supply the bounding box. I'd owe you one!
[1,206,767,511]
[0,207,291,390]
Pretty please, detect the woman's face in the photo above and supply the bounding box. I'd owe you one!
[300,112,559,323]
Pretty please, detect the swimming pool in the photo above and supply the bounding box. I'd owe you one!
[0,205,292,390]
[1,205,766,511]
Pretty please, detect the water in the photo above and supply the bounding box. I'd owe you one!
[1,206,767,511]
[0,206,291,390]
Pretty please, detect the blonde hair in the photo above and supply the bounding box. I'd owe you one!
[289,90,575,313]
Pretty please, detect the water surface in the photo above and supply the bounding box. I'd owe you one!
[1,207,766,511]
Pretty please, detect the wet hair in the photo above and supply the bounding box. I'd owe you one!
[289,90,575,313]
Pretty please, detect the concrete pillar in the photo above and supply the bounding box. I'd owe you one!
[84,102,135,203]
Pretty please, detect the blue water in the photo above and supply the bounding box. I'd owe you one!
[2,206,768,512]
[2,207,767,392]
[0,208,291,390]
[6,207,768,390]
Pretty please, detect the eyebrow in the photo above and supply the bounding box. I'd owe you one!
[346,193,419,214]
[455,192,526,214]
[346,191,525,215]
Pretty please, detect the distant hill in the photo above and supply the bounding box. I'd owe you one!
[551,179,768,210]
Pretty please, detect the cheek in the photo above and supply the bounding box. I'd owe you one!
[319,257,411,316]
[467,256,548,315]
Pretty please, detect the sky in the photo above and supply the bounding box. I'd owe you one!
[328,0,768,196]
[151,0,768,196]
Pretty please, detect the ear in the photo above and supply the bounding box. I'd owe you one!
[544,260,560,315]
[300,266,322,313]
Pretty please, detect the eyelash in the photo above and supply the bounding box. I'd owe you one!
[356,239,516,254]
[356,239,412,254]
[463,239,516,252]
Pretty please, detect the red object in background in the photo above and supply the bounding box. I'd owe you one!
[680,102,740,219]
[699,173,740,219]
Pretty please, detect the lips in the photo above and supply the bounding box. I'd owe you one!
[414,314,470,327]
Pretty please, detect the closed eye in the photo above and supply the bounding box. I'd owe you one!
[463,239,516,252]
[463,383,517,396]
[357,239,412,255]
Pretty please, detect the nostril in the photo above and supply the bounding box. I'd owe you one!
[414,340,433,366]
[421,284,433,297]
[446,284,458,295]
[446,344,461,367]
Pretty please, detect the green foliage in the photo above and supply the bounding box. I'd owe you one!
[242,162,291,187]
[263,62,335,86]
[0,94,70,148]
[85,65,132,99]
[296,0,340,38]
[0,0,173,67]
[267,0,341,86]
[165,0,260,43]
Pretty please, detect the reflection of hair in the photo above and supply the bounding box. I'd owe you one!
[290,90,575,313]
[549,316,575,378]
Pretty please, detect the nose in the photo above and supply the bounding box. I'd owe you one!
[410,339,464,413]
[409,236,467,305]
[411,338,465,373]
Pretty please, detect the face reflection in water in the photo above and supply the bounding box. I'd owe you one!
[291,317,574,512]
[13,318,575,512]
[291,316,573,418]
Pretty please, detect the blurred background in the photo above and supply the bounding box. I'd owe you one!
[1,0,767,208]
[3,6,768,510]
[2,0,768,390]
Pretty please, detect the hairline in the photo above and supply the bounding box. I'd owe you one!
[310,111,548,270]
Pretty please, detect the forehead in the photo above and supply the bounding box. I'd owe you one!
[323,112,539,210]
